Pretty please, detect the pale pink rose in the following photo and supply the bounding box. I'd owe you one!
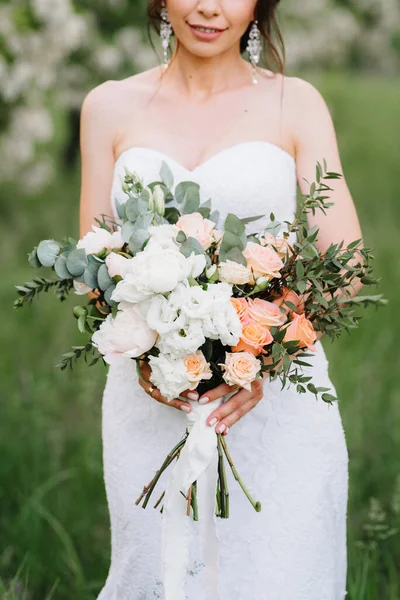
[247,298,287,328]
[105,252,131,278]
[272,287,305,315]
[282,312,317,352]
[219,351,262,391]
[176,212,218,250]
[230,297,251,326]
[243,242,284,283]
[260,232,292,259]
[219,260,251,285]
[184,350,213,389]
[232,321,273,356]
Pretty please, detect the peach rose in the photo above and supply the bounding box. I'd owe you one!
[243,242,284,283]
[219,260,251,285]
[184,350,213,389]
[260,231,292,260]
[176,212,219,250]
[219,351,262,391]
[272,287,305,315]
[232,321,274,356]
[230,297,251,325]
[282,312,317,352]
[247,298,287,328]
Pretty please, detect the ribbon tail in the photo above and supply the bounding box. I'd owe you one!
[161,410,222,600]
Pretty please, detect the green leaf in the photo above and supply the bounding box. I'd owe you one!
[296,260,305,278]
[297,279,307,294]
[164,207,181,224]
[240,214,264,225]
[224,213,246,237]
[121,221,136,243]
[66,248,88,277]
[322,393,337,403]
[224,247,247,266]
[179,236,204,257]
[160,161,174,189]
[28,247,42,269]
[176,230,187,243]
[37,239,60,267]
[54,253,72,279]
[104,284,116,305]
[114,198,125,219]
[97,263,114,291]
[83,267,98,289]
[128,228,149,253]
[175,182,201,214]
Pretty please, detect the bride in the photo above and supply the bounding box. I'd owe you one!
[79,1,363,598]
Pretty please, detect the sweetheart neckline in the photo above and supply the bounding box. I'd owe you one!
[114,139,296,174]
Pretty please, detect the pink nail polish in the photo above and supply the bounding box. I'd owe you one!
[199,396,209,405]
[209,417,217,426]
[217,424,226,433]
[187,392,198,401]
[180,405,191,413]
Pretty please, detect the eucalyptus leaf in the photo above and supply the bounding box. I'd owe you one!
[104,284,117,305]
[66,248,88,277]
[179,236,204,257]
[54,254,72,279]
[129,228,149,253]
[160,161,174,189]
[223,247,247,266]
[164,207,181,224]
[240,214,265,225]
[83,267,98,289]
[37,239,60,267]
[97,263,114,291]
[121,221,136,243]
[28,248,42,269]
[114,198,125,219]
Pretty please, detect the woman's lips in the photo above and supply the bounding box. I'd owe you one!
[187,23,227,41]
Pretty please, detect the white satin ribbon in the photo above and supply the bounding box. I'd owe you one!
[161,396,225,600]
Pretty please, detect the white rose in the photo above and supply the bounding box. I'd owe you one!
[105,252,131,278]
[156,319,205,359]
[218,260,251,285]
[111,245,195,304]
[148,354,190,401]
[91,301,157,364]
[73,280,92,295]
[219,352,261,392]
[77,226,124,255]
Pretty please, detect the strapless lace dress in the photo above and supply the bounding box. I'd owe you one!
[97,141,349,600]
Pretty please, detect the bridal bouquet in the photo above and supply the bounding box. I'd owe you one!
[15,160,386,524]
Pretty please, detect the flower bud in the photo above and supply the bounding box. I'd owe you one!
[206,264,218,282]
[145,187,154,211]
[153,185,165,217]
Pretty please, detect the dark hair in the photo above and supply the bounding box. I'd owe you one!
[147,0,285,75]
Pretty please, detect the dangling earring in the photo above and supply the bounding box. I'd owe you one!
[160,2,173,69]
[246,20,262,84]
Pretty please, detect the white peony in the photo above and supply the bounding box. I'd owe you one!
[148,354,190,402]
[111,245,206,304]
[73,280,92,295]
[77,225,124,255]
[91,301,157,364]
[105,252,131,278]
[218,260,252,285]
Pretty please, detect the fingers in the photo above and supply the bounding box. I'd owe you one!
[205,378,264,433]
[198,382,237,405]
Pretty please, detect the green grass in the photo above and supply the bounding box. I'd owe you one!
[1,72,399,598]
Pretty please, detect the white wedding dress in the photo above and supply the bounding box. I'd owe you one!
[97,140,349,600]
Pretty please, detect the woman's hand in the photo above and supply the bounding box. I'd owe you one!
[137,359,198,413]
[198,371,269,436]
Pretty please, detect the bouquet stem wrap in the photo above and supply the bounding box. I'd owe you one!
[161,396,225,600]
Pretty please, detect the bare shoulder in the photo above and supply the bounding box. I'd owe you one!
[81,67,161,117]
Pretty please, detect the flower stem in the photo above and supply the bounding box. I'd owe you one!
[219,435,261,512]
[191,479,198,521]
[217,434,229,518]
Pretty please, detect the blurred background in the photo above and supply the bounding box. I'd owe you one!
[0,0,399,598]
